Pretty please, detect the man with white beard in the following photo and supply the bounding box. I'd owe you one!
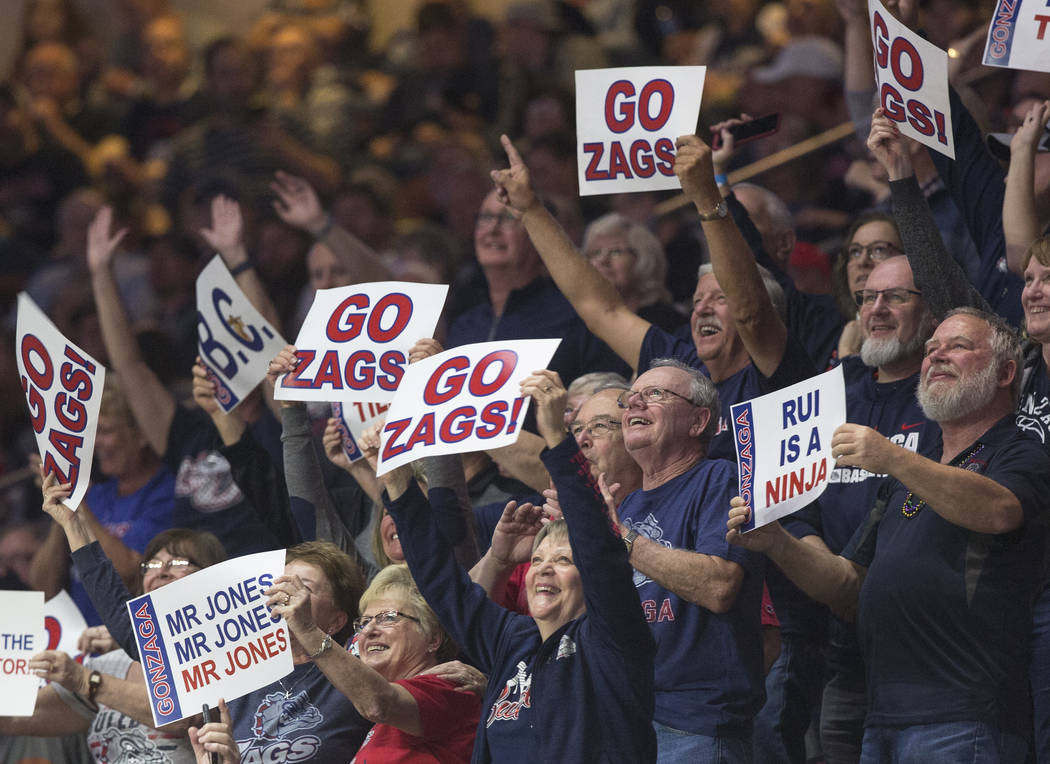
[773,254,937,763]
[729,307,1050,762]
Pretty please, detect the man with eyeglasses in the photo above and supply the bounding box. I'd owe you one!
[730,308,1050,762]
[764,253,939,763]
[581,357,763,761]
[445,186,629,389]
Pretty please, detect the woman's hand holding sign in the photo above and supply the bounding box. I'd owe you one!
[189,698,239,764]
[520,369,568,450]
[268,345,303,409]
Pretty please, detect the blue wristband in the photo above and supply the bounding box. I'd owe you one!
[714,173,729,186]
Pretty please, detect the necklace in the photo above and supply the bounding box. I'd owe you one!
[901,443,986,518]
[277,663,315,699]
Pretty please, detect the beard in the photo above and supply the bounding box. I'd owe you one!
[917,360,999,422]
[860,311,936,368]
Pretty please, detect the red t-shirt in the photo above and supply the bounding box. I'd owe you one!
[350,674,481,763]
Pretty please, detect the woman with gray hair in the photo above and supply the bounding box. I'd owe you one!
[276,562,481,762]
[379,369,657,762]
[582,212,688,332]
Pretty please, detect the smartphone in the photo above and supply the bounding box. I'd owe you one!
[711,113,780,150]
[986,128,1050,161]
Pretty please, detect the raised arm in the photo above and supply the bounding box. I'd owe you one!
[491,135,652,368]
[675,134,788,377]
[199,194,283,334]
[271,171,393,284]
[382,465,521,672]
[867,109,987,317]
[524,369,653,654]
[87,207,175,455]
[266,575,429,736]
[1003,101,1050,274]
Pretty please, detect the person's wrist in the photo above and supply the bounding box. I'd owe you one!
[306,212,333,239]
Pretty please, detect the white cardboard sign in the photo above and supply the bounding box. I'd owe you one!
[732,366,845,531]
[275,282,448,403]
[984,0,1050,72]
[869,0,955,159]
[126,550,290,727]
[15,293,104,509]
[575,66,706,196]
[196,256,287,412]
[377,339,561,476]
[0,590,44,716]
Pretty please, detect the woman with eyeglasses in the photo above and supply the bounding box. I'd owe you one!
[32,467,377,763]
[378,370,657,763]
[269,562,480,762]
[0,471,228,764]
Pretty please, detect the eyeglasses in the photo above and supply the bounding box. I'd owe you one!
[476,210,517,228]
[853,288,922,307]
[353,610,421,633]
[140,558,198,576]
[845,241,901,262]
[585,247,636,264]
[569,417,622,439]
[616,386,695,409]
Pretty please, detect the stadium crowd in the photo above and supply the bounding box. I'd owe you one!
[2,0,1050,762]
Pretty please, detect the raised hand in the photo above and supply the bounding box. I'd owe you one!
[490,134,540,214]
[709,113,753,175]
[86,206,128,273]
[866,108,913,181]
[271,170,326,234]
[191,359,221,415]
[323,417,354,473]
[489,500,545,566]
[408,338,445,364]
[41,468,76,523]
[1011,100,1050,156]
[199,195,245,257]
[520,370,568,448]
[673,134,719,204]
[267,345,300,387]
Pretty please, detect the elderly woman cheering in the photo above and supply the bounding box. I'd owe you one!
[379,369,656,763]
[271,563,480,762]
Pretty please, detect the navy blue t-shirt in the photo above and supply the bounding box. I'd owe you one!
[1018,348,1050,448]
[844,415,1050,733]
[784,357,939,670]
[166,406,280,556]
[618,458,765,736]
[637,326,817,462]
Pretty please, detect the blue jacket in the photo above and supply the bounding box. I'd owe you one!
[385,438,657,763]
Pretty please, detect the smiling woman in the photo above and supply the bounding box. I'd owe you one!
[276,562,480,763]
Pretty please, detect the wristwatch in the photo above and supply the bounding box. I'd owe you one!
[87,670,102,704]
[697,199,729,221]
[623,529,639,557]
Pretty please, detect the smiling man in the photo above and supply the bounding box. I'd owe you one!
[729,308,1050,762]
[600,358,765,761]
[777,254,939,761]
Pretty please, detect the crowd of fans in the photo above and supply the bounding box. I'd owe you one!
[4,0,1050,762]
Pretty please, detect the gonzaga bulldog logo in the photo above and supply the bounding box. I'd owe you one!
[625,513,672,588]
[251,691,322,740]
[239,690,323,763]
